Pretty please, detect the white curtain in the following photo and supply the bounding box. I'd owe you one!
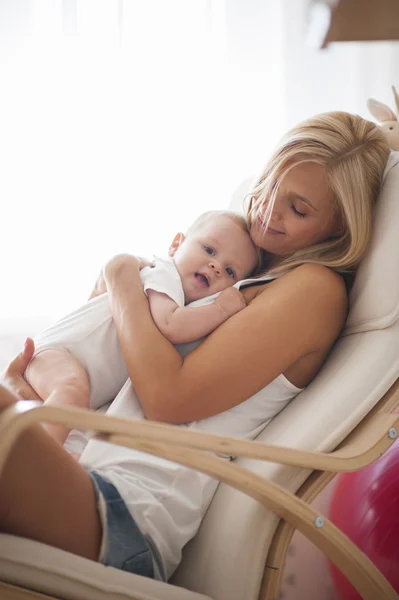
[0,0,398,321]
[0,0,286,319]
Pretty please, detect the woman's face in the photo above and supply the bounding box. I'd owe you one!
[250,162,343,257]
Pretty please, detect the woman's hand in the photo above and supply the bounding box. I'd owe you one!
[103,254,140,282]
[2,337,43,400]
[103,254,152,294]
[89,255,152,300]
[103,254,152,282]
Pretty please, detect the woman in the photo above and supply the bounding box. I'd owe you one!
[0,112,390,581]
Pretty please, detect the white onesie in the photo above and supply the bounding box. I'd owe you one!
[26,257,185,411]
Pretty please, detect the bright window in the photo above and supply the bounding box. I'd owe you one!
[0,0,285,319]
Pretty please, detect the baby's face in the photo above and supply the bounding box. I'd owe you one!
[172,216,258,303]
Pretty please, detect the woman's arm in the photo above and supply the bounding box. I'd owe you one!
[104,256,347,424]
[89,256,153,300]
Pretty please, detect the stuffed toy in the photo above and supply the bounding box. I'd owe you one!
[367,86,399,151]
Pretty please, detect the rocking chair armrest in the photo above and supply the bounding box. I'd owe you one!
[0,401,398,476]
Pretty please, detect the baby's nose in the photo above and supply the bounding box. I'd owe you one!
[209,261,222,276]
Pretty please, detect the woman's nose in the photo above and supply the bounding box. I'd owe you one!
[272,205,283,221]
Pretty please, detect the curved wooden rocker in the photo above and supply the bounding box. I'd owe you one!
[0,398,398,600]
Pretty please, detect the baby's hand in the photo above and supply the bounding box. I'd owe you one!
[215,287,247,319]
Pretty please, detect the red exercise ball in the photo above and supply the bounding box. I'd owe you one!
[328,437,399,599]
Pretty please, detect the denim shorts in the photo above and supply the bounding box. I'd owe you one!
[88,470,165,581]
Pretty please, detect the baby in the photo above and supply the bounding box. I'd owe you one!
[25,210,260,444]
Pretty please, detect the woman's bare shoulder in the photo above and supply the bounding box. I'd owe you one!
[248,263,347,309]
[285,263,347,300]
[254,264,348,388]
[244,263,348,349]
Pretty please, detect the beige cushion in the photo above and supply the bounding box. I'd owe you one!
[0,534,212,600]
[345,151,399,334]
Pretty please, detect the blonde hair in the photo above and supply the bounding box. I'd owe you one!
[247,112,390,276]
[186,210,249,236]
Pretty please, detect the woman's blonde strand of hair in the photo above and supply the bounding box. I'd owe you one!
[247,112,390,277]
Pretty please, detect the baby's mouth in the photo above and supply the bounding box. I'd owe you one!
[194,273,209,287]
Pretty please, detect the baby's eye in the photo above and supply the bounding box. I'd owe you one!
[204,246,215,255]
[291,204,306,218]
[226,266,235,278]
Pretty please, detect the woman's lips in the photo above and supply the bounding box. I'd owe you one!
[255,216,284,235]
[266,226,285,235]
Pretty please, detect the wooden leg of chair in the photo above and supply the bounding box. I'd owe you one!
[260,519,296,600]
[260,470,336,600]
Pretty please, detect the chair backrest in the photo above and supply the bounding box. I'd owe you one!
[171,153,399,600]
[345,152,399,334]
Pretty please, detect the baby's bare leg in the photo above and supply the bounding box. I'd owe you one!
[26,349,90,445]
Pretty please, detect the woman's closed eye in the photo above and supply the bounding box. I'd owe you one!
[291,203,307,218]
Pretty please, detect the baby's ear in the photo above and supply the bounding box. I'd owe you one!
[168,232,185,257]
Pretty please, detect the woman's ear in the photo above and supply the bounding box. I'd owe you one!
[168,232,185,257]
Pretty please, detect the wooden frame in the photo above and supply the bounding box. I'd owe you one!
[1,377,399,600]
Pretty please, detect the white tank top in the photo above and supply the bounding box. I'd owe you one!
[79,272,303,580]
